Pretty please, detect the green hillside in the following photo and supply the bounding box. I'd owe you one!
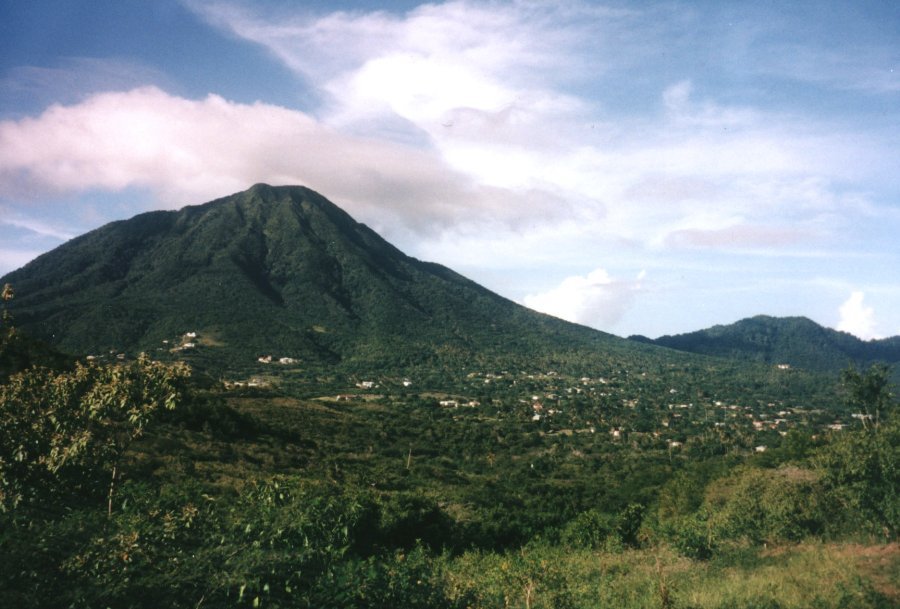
[1,185,897,608]
[631,315,900,378]
[3,184,656,376]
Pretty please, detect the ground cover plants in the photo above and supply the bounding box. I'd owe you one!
[1,282,897,608]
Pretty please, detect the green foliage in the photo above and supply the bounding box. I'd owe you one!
[0,283,71,381]
[370,492,455,552]
[665,510,717,560]
[3,223,900,608]
[815,420,899,539]
[641,315,900,378]
[0,355,190,511]
[332,546,466,609]
[840,364,896,429]
[562,509,616,550]
[0,185,657,377]
[561,504,645,553]
[708,466,826,545]
[448,542,576,609]
[615,503,646,548]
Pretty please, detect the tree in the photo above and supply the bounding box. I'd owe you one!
[840,364,895,430]
[0,355,190,513]
[0,283,14,357]
[816,421,899,539]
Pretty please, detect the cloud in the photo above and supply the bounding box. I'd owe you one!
[666,224,814,250]
[4,2,891,259]
[0,86,582,237]
[524,268,645,330]
[837,291,879,340]
[190,1,897,256]
[3,0,898,335]
[1,216,76,242]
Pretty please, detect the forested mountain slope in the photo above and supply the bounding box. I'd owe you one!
[2,184,652,374]
[631,315,900,377]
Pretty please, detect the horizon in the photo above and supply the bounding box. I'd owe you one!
[2,1,899,340]
[3,180,897,343]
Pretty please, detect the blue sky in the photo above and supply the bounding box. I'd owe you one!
[1,0,898,339]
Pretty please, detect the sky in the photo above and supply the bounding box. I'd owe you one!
[1,0,899,340]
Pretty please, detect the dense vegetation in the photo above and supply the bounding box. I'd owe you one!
[0,184,663,378]
[631,316,900,381]
[2,282,897,608]
[1,187,898,607]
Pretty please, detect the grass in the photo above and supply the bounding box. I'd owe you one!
[444,541,899,609]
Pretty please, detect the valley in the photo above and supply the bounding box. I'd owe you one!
[0,185,897,609]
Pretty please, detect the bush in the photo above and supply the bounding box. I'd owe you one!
[665,510,717,560]
[705,466,826,545]
[561,509,615,549]
[330,545,465,609]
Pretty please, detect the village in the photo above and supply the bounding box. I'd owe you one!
[204,335,859,458]
[88,329,860,462]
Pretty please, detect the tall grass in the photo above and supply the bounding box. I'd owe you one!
[444,541,897,609]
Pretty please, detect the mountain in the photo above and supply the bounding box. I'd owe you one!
[2,184,653,374]
[630,315,900,376]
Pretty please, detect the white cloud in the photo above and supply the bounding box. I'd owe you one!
[1,217,76,241]
[524,268,645,330]
[837,291,879,340]
[188,0,896,261]
[2,0,898,339]
[0,86,579,238]
[2,2,890,261]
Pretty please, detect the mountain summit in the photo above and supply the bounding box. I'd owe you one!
[2,184,636,372]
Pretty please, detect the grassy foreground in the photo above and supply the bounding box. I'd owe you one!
[444,541,898,609]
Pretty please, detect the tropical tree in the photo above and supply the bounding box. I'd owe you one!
[0,354,190,513]
[840,363,895,430]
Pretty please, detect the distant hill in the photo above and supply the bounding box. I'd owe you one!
[2,184,656,374]
[630,315,900,376]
